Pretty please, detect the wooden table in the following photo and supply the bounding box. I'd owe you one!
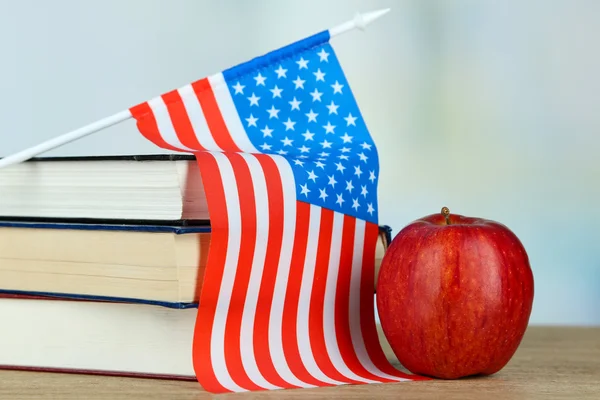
[1,326,598,399]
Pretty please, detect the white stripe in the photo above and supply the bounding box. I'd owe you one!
[147,96,195,152]
[349,219,408,382]
[177,84,223,152]
[236,153,281,390]
[322,212,378,384]
[296,205,346,385]
[209,73,259,153]
[268,156,314,389]
[206,152,246,392]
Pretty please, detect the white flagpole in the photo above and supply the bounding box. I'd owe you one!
[0,8,390,169]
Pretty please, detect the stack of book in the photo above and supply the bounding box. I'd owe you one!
[0,155,392,380]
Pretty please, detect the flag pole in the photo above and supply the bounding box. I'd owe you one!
[0,8,391,169]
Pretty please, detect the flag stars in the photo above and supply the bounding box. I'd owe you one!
[335,162,346,173]
[336,193,345,206]
[369,170,376,183]
[293,76,305,89]
[320,139,332,149]
[267,106,280,119]
[360,142,372,150]
[307,170,318,182]
[318,48,330,62]
[301,130,314,141]
[310,88,323,102]
[254,73,266,86]
[281,137,293,146]
[354,165,363,178]
[298,145,311,153]
[260,143,272,151]
[346,180,354,192]
[328,175,337,188]
[344,113,357,126]
[297,57,309,69]
[338,154,349,161]
[261,125,273,137]
[314,160,325,169]
[367,203,375,215]
[306,109,318,123]
[340,132,353,143]
[245,114,258,127]
[323,122,336,134]
[283,118,296,131]
[277,149,288,155]
[352,198,360,211]
[361,185,368,197]
[318,151,329,157]
[275,65,287,78]
[331,80,344,94]
[232,82,245,94]
[289,97,301,111]
[340,147,351,153]
[248,93,260,106]
[326,101,339,115]
[270,86,283,98]
[300,183,310,197]
[358,152,368,162]
[313,68,326,82]
[319,188,328,201]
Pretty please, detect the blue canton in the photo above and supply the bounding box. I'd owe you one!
[222,36,379,224]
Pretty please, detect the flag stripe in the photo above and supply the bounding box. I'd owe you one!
[147,95,196,151]
[161,89,206,151]
[129,101,187,152]
[177,83,221,151]
[209,73,259,153]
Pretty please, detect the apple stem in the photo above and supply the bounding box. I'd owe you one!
[441,207,451,225]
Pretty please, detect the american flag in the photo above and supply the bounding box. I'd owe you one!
[129,31,421,393]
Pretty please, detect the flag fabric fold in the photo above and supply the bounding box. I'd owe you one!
[129,29,423,393]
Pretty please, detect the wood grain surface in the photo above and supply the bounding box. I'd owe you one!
[1,326,598,399]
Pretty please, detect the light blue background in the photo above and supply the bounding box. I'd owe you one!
[1,0,598,325]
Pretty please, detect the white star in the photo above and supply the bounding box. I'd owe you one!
[310,88,323,102]
[314,160,325,169]
[340,147,351,153]
[248,93,260,106]
[283,118,296,131]
[354,165,363,178]
[318,151,329,157]
[320,139,332,149]
[296,57,309,69]
[346,180,354,192]
[340,132,353,143]
[289,97,301,111]
[338,154,350,160]
[318,48,330,62]
[293,159,305,166]
[298,155,309,159]
[302,130,314,141]
[328,175,337,188]
[277,149,288,155]
[254,73,266,86]
[323,122,336,134]
[307,170,318,182]
[232,82,245,94]
[361,185,368,198]
[360,142,372,150]
[319,188,328,201]
[275,65,287,78]
[306,109,318,123]
[344,113,357,126]
[313,68,326,82]
[326,101,339,115]
[300,183,310,197]
[336,193,344,206]
[261,125,273,137]
[270,86,283,98]
[267,106,280,119]
[367,203,375,215]
[369,170,376,183]
[293,76,305,89]
[352,198,360,211]
[331,80,344,94]
[298,145,311,153]
[245,114,258,127]
[281,137,293,146]
[358,152,368,163]
[260,143,272,151]
[335,162,346,173]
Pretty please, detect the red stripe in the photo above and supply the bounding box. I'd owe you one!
[251,154,297,389]
[191,152,229,393]
[359,221,423,380]
[334,216,395,382]
[220,153,263,391]
[191,78,241,152]
[128,102,183,152]
[281,201,332,387]
[309,209,362,385]
[161,90,206,151]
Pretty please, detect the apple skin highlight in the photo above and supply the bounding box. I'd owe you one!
[376,208,534,379]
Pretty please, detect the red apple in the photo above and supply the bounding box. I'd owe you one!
[376,207,534,379]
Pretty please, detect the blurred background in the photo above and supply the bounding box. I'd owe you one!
[1,0,598,326]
